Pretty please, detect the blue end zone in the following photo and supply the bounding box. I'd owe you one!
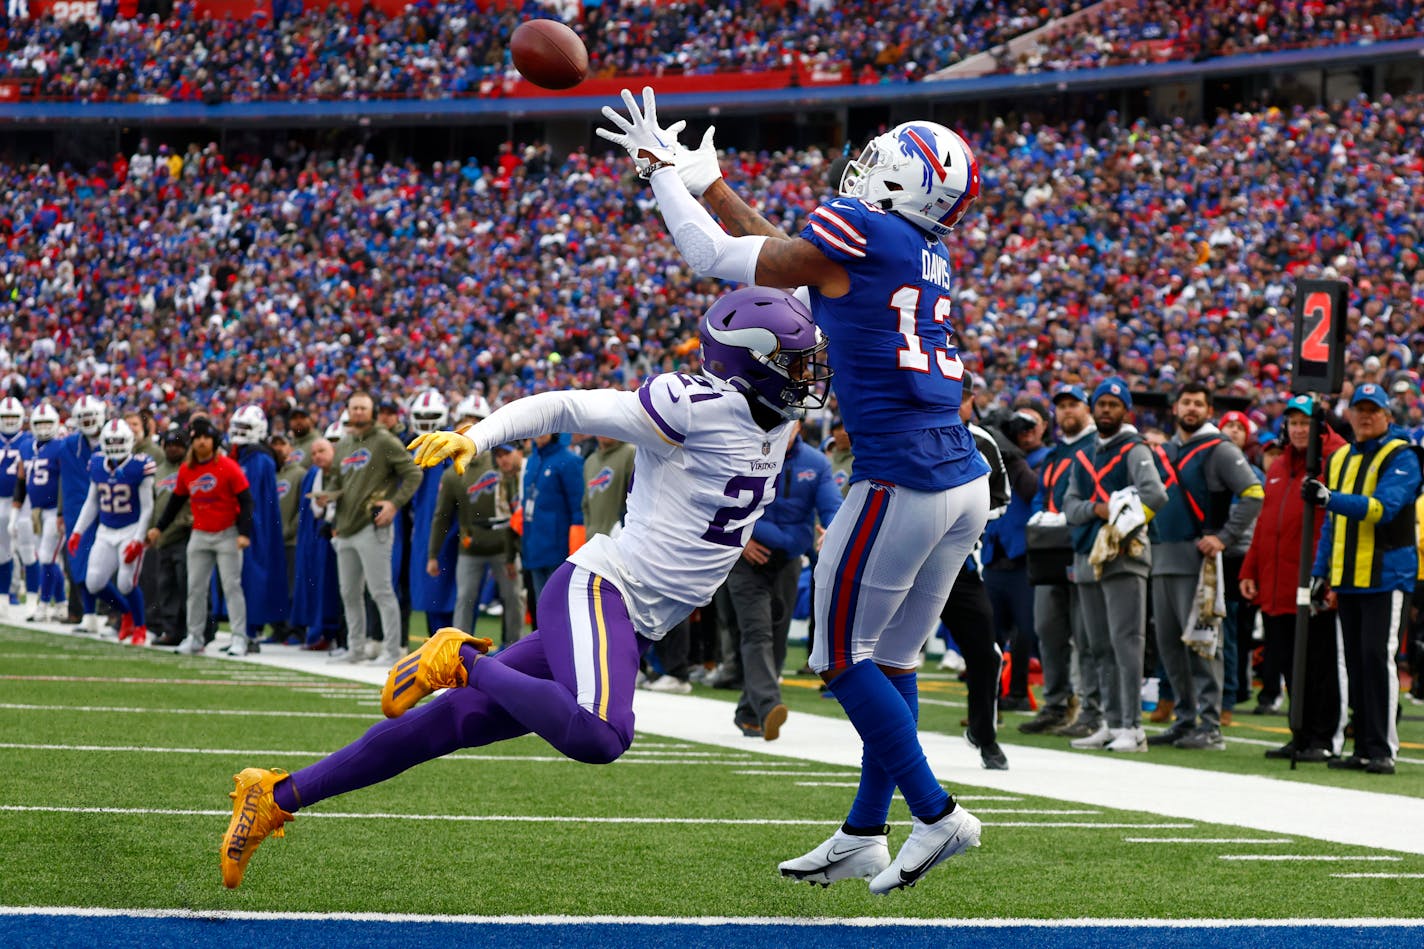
[4,916,1424,949]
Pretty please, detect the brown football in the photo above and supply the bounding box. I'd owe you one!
[510,20,589,90]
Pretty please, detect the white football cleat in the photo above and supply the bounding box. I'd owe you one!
[868,806,981,895]
[1069,722,1115,750]
[779,827,890,886]
[177,635,206,655]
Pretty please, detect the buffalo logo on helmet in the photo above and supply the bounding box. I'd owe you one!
[341,448,372,472]
[467,471,500,497]
[586,466,615,494]
[192,473,219,494]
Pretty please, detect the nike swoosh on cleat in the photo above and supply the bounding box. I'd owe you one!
[898,837,956,884]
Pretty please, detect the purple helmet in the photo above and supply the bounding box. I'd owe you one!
[698,287,832,418]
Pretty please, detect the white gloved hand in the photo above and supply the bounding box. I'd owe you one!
[596,86,685,177]
[672,125,722,196]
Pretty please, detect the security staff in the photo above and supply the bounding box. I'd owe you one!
[1021,384,1099,737]
[1307,383,1422,775]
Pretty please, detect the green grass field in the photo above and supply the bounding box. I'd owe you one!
[1,623,1421,920]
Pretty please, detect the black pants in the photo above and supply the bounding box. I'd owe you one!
[150,541,189,637]
[984,562,1036,698]
[941,565,1002,749]
[1336,591,1404,761]
[655,619,691,681]
[1260,611,1343,752]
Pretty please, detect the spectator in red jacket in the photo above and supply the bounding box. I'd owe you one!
[1239,394,1347,761]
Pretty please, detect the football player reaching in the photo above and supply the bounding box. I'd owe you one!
[66,419,155,644]
[217,287,831,889]
[600,88,989,893]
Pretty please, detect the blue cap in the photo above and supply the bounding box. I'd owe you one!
[493,442,517,453]
[1350,383,1389,409]
[1090,376,1132,410]
[1283,394,1314,416]
[1051,383,1088,405]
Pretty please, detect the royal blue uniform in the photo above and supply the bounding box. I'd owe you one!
[88,453,156,531]
[0,431,34,498]
[26,440,64,511]
[801,197,988,491]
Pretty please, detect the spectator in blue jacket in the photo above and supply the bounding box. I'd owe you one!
[728,421,842,740]
[1307,383,1422,775]
[521,432,585,604]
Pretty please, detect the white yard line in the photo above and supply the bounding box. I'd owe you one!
[6,623,1424,855]
[1332,873,1424,879]
[1123,837,1294,844]
[0,804,1187,830]
[2,906,1422,927]
[1219,855,1402,862]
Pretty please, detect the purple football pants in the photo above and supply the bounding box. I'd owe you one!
[282,562,643,810]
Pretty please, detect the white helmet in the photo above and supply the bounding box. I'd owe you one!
[325,410,349,441]
[0,397,23,435]
[100,418,135,462]
[454,394,491,424]
[839,121,980,237]
[73,395,108,438]
[408,390,449,435]
[229,404,269,446]
[29,401,60,443]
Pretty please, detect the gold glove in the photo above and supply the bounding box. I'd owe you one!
[408,430,478,473]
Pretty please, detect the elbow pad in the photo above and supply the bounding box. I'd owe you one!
[650,167,766,284]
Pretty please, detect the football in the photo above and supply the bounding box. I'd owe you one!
[510,20,589,90]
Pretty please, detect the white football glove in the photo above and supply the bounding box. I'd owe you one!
[672,125,722,197]
[596,86,685,177]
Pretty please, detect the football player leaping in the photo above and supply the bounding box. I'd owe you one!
[600,89,989,893]
[67,419,155,644]
[216,287,830,889]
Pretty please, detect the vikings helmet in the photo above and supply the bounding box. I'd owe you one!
[698,287,832,419]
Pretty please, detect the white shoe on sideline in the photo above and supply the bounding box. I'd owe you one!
[1106,726,1147,753]
[1070,723,1114,750]
[868,806,982,894]
[225,635,250,657]
[325,646,351,662]
[176,635,205,655]
[779,827,890,885]
[646,675,692,695]
[938,651,966,673]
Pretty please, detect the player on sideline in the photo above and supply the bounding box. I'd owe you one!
[600,89,989,893]
[13,403,65,620]
[66,419,155,644]
[216,287,831,889]
[0,397,35,614]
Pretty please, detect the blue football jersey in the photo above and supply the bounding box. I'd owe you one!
[26,439,64,510]
[801,198,987,491]
[87,452,156,530]
[0,431,34,497]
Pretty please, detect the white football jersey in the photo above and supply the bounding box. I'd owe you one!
[468,373,793,637]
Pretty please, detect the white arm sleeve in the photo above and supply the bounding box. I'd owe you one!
[135,476,155,534]
[468,381,692,459]
[72,484,99,537]
[649,166,766,285]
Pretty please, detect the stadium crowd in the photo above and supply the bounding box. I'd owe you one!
[1007,0,1421,75]
[2,94,1422,433]
[0,0,1418,101]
